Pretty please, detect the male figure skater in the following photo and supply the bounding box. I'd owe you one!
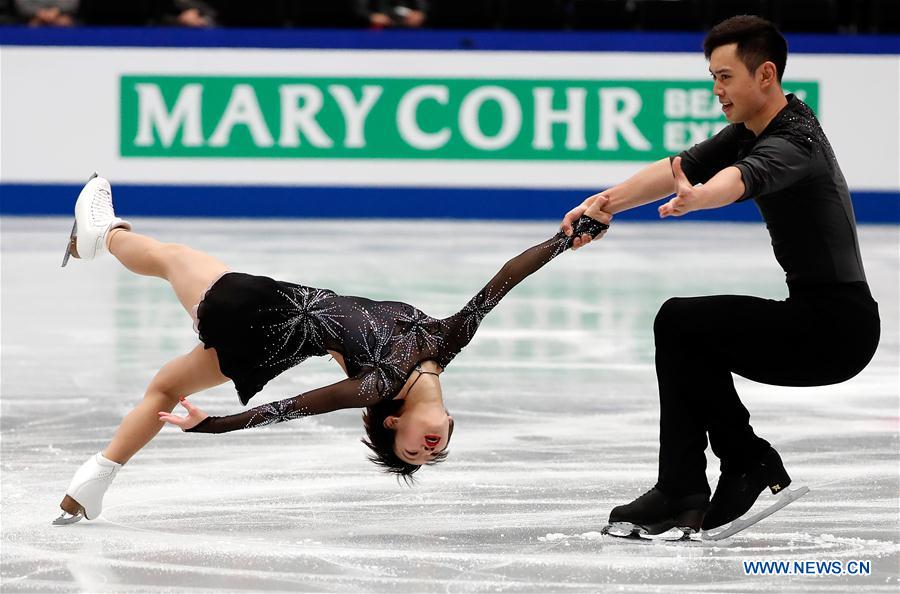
[561,15,880,538]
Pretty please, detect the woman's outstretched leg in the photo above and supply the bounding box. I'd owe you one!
[57,344,228,522]
[107,229,228,314]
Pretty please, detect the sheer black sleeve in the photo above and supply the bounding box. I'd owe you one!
[437,216,606,366]
[185,374,379,434]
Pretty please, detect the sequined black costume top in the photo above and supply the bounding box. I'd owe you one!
[187,217,606,433]
[677,94,867,286]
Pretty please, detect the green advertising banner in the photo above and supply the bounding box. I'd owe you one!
[120,76,818,160]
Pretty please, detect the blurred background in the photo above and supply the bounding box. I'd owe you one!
[1,0,899,33]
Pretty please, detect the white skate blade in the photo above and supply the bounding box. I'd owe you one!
[602,522,695,542]
[639,527,694,541]
[52,510,84,526]
[602,522,638,538]
[702,485,810,541]
[61,219,76,267]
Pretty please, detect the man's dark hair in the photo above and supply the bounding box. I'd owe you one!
[361,398,454,485]
[703,15,788,82]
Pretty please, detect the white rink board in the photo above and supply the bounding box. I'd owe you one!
[1,47,898,190]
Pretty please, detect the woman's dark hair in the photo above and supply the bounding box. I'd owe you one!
[703,15,788,82]
[361,399,454,485]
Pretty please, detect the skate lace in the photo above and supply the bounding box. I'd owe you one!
[91,185,115,225]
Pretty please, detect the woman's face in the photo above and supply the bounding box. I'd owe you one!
[386,406,453,466]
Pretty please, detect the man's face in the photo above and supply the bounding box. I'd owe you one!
[709,43,768,125]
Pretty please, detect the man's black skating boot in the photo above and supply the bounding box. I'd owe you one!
[702,447,792,530]
[603,487,709,540]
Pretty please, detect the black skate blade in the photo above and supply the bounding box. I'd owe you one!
[703,485,810,541]
[61,219,76,267]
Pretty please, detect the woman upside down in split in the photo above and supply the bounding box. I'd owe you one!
[53,175,610,525]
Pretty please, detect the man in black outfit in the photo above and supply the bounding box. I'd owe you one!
[561,15,880,536]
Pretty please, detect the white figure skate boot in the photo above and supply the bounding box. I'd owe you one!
[52,452,123,525]
[61,173,132,267]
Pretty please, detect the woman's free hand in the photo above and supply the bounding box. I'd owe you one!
[158,398,208,431]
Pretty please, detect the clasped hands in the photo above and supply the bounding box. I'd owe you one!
[561,156,698,251]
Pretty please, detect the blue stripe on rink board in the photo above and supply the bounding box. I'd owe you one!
[2,184,898,223]
[0,26,898,54]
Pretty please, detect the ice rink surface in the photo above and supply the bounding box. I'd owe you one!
[2,217,898,593]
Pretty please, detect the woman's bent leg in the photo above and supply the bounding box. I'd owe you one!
[102,344,228,464]
[107,229,229,314]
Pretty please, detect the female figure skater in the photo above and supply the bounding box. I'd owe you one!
[54,175,609,525]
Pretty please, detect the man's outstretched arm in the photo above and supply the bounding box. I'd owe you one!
[561,158,676,250]
[561,157,746,249]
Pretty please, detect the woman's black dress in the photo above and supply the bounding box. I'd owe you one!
[188,219,604,433]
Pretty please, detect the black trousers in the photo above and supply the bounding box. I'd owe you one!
[653,282,880,496]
